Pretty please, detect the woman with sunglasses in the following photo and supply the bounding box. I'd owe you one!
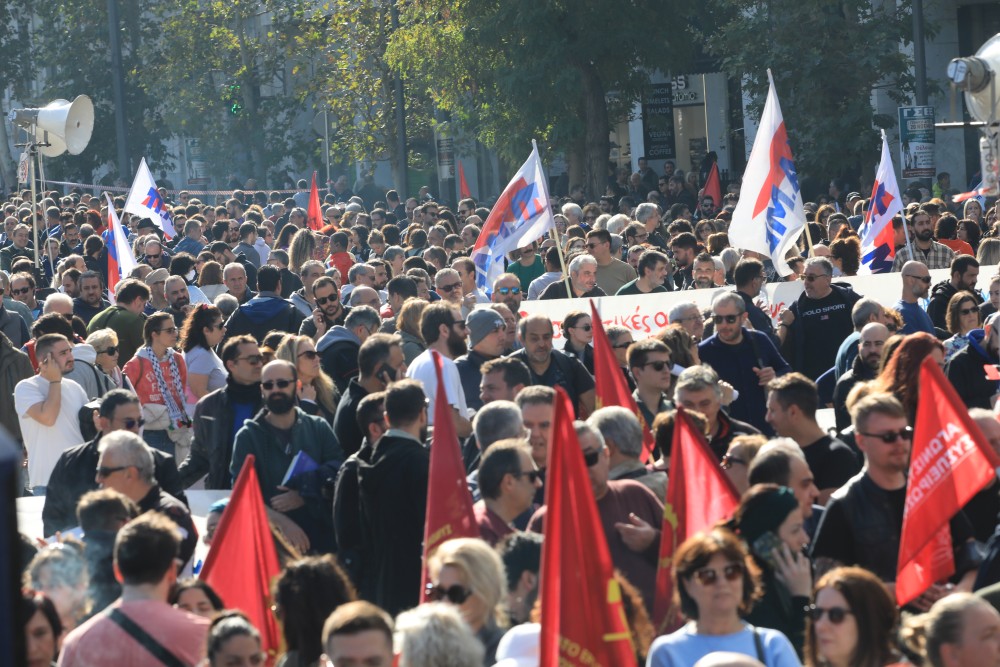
[84,328,130,390]
[561,310,594,375]
[123,312,192,457]
[942,292,982,363]
[730,484,813,658]
[181,304,228,415]
[804,566,900,667]
[901,593,1000,667]
[647,527,799,667]
[426,537,509,666]
[275,335,338,424]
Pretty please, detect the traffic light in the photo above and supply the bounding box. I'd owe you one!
[226,84,243,116]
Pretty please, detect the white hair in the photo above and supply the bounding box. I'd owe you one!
[43,292,73,314]
[561,203,583,220]
[607,213,632,235]
[395,603,484,667]
[568,253,597,274]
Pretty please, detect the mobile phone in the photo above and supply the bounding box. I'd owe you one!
[751,531,784,570]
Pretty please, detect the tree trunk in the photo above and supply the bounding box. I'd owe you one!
[0,115,19,192]
[577,62,611,201]
[567,131,586,197]
[235,14,267,185]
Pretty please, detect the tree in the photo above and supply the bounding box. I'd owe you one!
[704,0,923,185]
[0,0,32,191]
[386,0,695,199]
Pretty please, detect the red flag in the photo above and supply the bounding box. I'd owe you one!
[306,171,324,231]
[895,358,1000,606]
[703,161,722,212]
[201,455,282,660]
[540,387,635,667]
[589,299,655,462]
[653,408,740,632]
[458,161,472,200]
[420,350,479,602]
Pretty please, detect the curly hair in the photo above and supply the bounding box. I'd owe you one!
[180,304,222,352]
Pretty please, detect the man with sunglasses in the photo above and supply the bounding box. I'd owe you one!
[627,339,674,440]
[232,360,344,554]
[926,254,982,330]
[506,242,544,290]
[585,229,636,295]
[811,393,980,604]
[456,309,508,412]
[699,292,790,434]
[475,439,542,546]
[299,275,349,341]
[452,258,489,310]
[491,273,523,319]
[894,260,936,335]
[43,389,187,536]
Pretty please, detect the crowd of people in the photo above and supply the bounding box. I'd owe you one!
[10,163,1000,667]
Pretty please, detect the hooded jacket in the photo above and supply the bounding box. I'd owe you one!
[289,289,315,317]
[318,325,362,393]
[0,332,33,439]
[64,344,117,400]
[946,328,998,410]
[223,291,305,344]
[928,279,984,331]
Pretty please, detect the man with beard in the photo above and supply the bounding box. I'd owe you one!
[231,359,344,554]
[508,314,595,418]
[927,254,981,330]
[491,273,522,324]
[833,323,889,430]
[357,379,430,614]
[894,260,935,334]
[891,208,955,271]
[456,309,507,412]
[318,305,381,393]
[405,302,473,437]
[688,252,719,290]
[699,292,790,434]
[289,260,326,317]
[162,276,193,328]
[538,254,606,300]
[300,275,349,340]
[72,270,110,326]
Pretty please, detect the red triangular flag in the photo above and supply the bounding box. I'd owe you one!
[895,358,1000,606]
[703,161,722,213]
[201,455,282,660]
[589,299,655,462]
[306,171,324,231]
[540,387,636,667]
[653,408,740,632]
[458,161,472,200]
[420,350,479,602]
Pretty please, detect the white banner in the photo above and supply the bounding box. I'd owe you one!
[518,266,997,345]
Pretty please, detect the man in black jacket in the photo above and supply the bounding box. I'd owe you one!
[357,379,430,615]
[42,389,187,536]
[178,335,263,489]
[927,254,981,330]
[333,333,406,457]
[733,258,779,348]
[223,265,304,343]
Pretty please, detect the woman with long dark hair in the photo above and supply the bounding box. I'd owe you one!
[181,304,228,411]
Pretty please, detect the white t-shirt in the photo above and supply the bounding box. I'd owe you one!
[406,348,469,425]
[15,375,88,487]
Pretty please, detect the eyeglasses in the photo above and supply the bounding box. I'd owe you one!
[146,253,162,259]
[571,324,593,332]
[438,282,462,292]
[689,562,745,586]
[157,327,179,335]
[121,418,146,430]
[497,287,521,295]
[512,470,542,484]
[803,273,830,282]
[721,453,747,470]
[859,427,913,443]
[712,314,740,325]
[298,350,319,360]
[961,305,980,315]
[904,274,932,284]
[315,295,338,306]
[642,360,670,371]
[425,583,472,604]
[98,346,118,356]
[583,449,601,467]
[11,286,31,296]
[806,605,853,624]
[96,465,129,478]
[237,355,264,365]
[262,379,295,391]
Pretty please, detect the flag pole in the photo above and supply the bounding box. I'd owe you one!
[533,139,574,297]
[802,220,816,258]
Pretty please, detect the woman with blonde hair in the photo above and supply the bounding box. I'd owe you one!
[397,298,429,364]
[289,227,316,275]
[426,537,509,665]
[275,334,338,424]
[977,237,1000,266]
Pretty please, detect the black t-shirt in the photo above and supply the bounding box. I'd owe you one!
[509,349,594,416]
[801,435,861,492]
[615,279,668,296]
[538,281,606,300]
[792,291,854,379]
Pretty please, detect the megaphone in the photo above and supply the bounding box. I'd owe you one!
[948,34,1000,195]
[11,95,94,157]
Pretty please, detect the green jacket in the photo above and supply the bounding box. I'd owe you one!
[87,306,145,366]
[231,407,344,553]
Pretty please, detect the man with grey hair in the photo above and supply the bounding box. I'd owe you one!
[383,245,406,278]
[834,298,887,378]
[96,430,197,567]
[174,217,205,256]
[223,262,253,304]
[634,202,667,250]
[588,406,666,501]
[668,301,705,341]
[560,202,583,227]
[319,305,382,393]
[700,291,790,434]
[434,267,465,309]
[675,364,759,460]
[528,419,663,612]
[538,253,606,299]
[349,286,382,311]
[777,255,861,380]
[342,263,376,303]
[467,401,528,500]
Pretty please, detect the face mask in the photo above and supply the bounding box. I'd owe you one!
[185,270,196,282]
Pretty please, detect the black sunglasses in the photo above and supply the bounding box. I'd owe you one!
[859,426,914,443]
[96,465,129,478]
[612,341,633,349]
[262,379,295,391]
[689,562,745,586]
[438,282,462,292]
[98,346,118,356]
[298,350,319,360]
[513,470,541,484]
[316,295,339,306]
[642,360,670,372]
[572,324,593,332]
[498,287,521,295]
[238,355,264,365]
[583,449,601,467]
[122,418,146,430]
[806,605,853,624]
[425,583,472,604]
[960,305,980,315]
[712,314,740,325]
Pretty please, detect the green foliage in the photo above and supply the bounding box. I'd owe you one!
[704,0,924,179]
[386,0,696,197]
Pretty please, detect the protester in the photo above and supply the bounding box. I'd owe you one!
[674,365,759,460]
[181,303,228,409]
[900,593,1000,667]
[942,291,983,362]
[394,602,485,667]
[926,254,981,330]
[21,590,62,667]
[275,334,338,424]
[832,323,889,430]
[456,308,508,412]
[474,439,542,545]
[320,600,395,667]
[25,542,90,635]
[87,279,150,366]
[510,314,595,418]
[405,302,473,436]
[204,611,266,667]
[590,405,666,501]
[721,434,767,496]
[318,305,381,393]
[539,254,607,299]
